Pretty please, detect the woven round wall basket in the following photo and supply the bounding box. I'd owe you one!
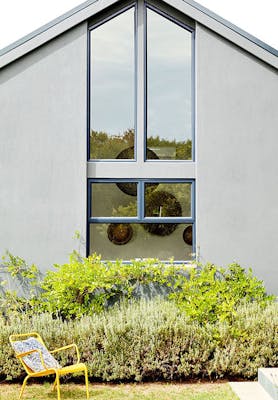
[183,225,192,246]
[143,190,182,236]
[107,223,133,245]
[116,147,159,196]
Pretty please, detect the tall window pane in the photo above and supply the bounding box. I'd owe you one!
[90,8,135,159]
[147,9,192,160]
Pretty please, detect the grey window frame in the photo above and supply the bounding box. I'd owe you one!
[87,0,196,261]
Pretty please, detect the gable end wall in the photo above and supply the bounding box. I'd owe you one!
[0,23,88,271]
[196,23,278,293]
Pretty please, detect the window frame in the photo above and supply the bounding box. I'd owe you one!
[88,178,195,222]
[144,4,195,162]
[86,0,196,261]
[87,0,195,163]
[87,2,137,162]
[87,178,196,260]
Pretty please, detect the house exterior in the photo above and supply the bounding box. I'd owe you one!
[0,0,277,292]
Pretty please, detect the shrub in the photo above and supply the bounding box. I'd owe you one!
[0,252,277,382]
[37,253,190,317]
[170,263,275,324]
[0,252,42,317]
[0,252,275,324]
[1,299,278,382]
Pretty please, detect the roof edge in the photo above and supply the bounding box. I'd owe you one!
[182,0,278,57]
[0,0,99,58]
[0,0,277,68]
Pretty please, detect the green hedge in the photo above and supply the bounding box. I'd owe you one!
[1,299,278,382]
[1,252,273,323]
[1,252,277,382]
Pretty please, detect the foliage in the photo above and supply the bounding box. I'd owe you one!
[0,251,275,324]
[0,252,42,316]
[170,263,275,324]
[147,136,192,160]
[90,129,134,159]
[38,253,190,318]
[90,129,192,160]
[0,252,276,383]
[1,299,278,382]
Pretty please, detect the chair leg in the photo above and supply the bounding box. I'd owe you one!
[19,375,29,400]
[55,372,61,400]
[53,376,57,391]
[84,366,89,399]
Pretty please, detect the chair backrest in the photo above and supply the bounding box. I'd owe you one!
[10,332,61,373]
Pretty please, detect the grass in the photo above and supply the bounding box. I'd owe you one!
[0,382,238,400]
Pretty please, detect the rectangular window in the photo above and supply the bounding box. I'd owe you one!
[88,180,195,261]
[90,182,137,217]
[90,223,193,260]
[144,182,192,218]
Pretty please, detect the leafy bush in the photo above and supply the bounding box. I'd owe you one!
[170,263,275,324]
[1,299,278,382]
[38,253,190,317]
[0,251,275,324]
[1,251,276,382]
[0,252,42,317]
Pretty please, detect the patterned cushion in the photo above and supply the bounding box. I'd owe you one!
[12,338,61,372]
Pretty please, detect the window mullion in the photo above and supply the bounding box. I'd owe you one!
[136,0,145,165]
[138,180,144,219]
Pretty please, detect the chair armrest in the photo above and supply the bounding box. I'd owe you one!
[16,348,48,370]
[50,344,80,364]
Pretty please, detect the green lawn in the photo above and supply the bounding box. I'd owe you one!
[0,382,238,400]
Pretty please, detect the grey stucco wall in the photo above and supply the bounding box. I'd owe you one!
[0,23,87,272]
[196,24,278,294]
[1,15,278,295]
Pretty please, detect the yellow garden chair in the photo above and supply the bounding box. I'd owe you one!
[9,332,89,400]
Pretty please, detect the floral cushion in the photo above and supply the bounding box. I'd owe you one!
[12,338,61,372]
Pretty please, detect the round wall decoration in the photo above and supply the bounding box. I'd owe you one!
[143,190,182,236]
[107,223,133,245]
[183,225,192,246]
[116,147,159,196]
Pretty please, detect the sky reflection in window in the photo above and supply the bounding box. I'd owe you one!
[147,9,192,160]
[90,8,135,159]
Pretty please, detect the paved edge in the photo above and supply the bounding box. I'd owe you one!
[229,382,273,400]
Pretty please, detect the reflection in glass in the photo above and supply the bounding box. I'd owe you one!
[90,8,135,159]
[147,9,192,160]
[90,223,193,260]
[145,183,191,218]
[91,183,137,217]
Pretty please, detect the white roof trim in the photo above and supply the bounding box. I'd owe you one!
[171,0,278,68]
[0,0,277,69]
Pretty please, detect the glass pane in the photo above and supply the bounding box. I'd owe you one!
[91,183,137,217]
[147,9,192,160]
[145,183,191,218]
[90,8,135,159]
[89,223,193,260]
